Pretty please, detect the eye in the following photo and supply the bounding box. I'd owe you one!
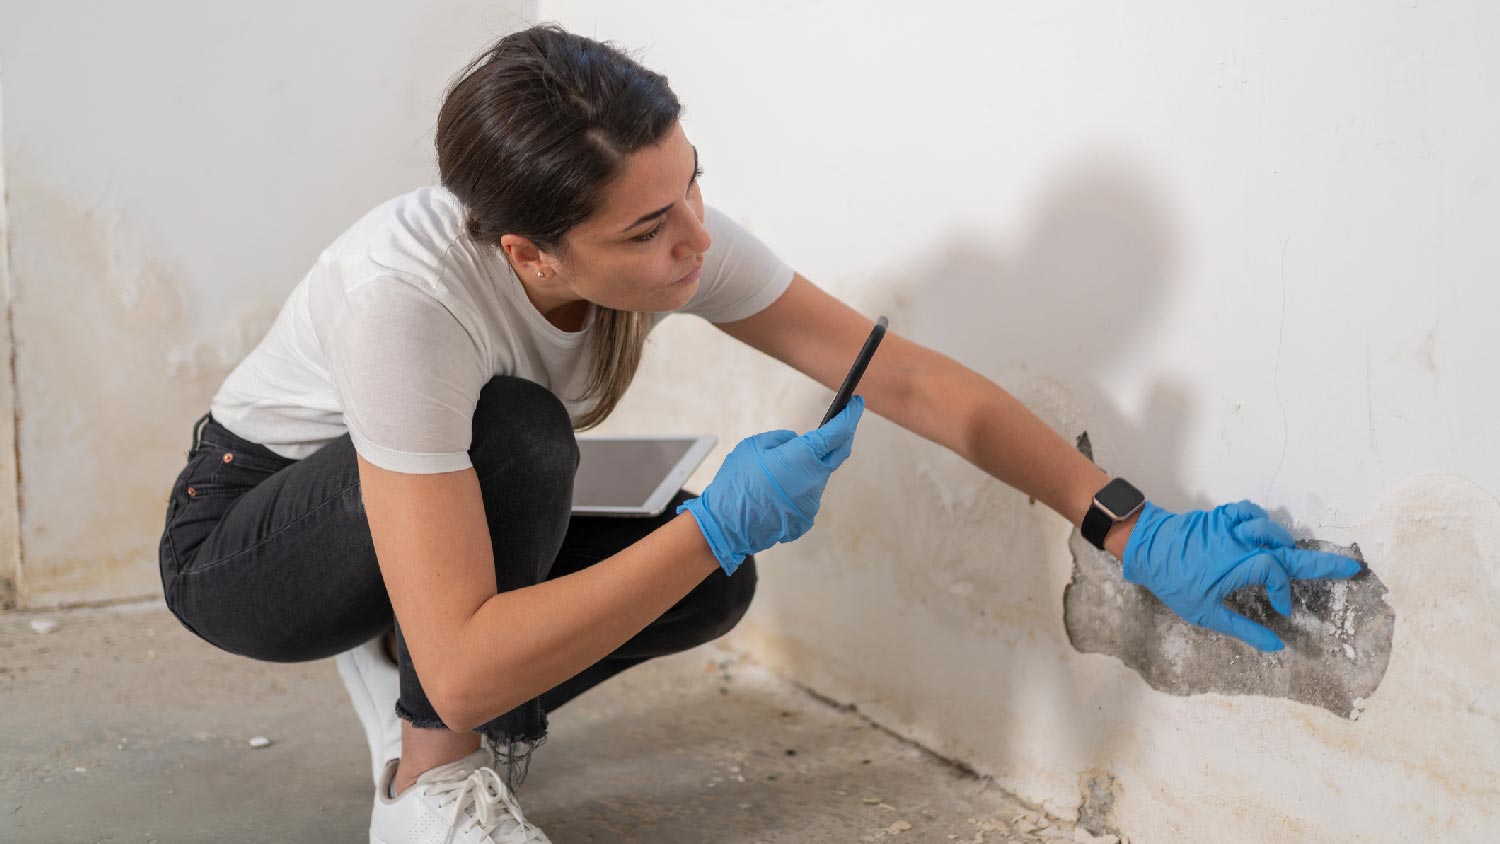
[631,167,705,244]
[631,220,665,243]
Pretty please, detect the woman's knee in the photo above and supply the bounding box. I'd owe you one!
[469,375,579,486]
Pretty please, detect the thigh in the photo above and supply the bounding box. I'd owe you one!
[165,430,392,663]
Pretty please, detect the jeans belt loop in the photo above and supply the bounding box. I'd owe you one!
[192,412,211,452]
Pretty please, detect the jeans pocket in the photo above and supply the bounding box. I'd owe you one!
[182,444,283,496]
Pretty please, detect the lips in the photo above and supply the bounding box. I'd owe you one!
[675,262,703,285]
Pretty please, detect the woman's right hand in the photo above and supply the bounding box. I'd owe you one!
[676,396,866,575]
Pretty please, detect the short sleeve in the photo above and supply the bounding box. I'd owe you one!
[675,203,795,323]
[326,277,489,474]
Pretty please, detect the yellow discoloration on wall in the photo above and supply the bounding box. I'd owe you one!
[7,173,278,608]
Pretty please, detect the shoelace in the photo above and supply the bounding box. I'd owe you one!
[424,765,547,843]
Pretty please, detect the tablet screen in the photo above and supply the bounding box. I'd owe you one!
[572,437,697,508]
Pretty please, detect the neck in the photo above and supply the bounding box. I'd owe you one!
[506,254,589,332]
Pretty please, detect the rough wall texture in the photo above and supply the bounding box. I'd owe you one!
[0,85,20,611]
[1064,432,1396,719]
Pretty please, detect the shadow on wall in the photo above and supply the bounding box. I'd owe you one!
[733,148,1390,832]
[736,150,1186,827]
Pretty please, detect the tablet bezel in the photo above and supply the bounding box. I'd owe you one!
[571,434,719,517]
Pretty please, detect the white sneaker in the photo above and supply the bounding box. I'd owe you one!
[371,746,552,843]
[336,627,402,788]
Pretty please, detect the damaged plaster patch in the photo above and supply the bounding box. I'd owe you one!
[1063,432,1395,717]
[1075,769,1122,838]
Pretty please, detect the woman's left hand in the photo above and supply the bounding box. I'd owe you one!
[1121,499,1363,651]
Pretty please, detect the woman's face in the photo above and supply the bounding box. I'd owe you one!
[501,120,712,315]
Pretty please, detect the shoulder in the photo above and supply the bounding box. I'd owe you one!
[323,186,474,280]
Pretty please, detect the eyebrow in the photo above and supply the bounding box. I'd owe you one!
[620,145,699,236]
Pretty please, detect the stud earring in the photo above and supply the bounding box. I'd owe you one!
[537,271,544,278]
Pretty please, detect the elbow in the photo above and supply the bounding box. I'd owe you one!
[430,673,477,733]
[431,659,533,735]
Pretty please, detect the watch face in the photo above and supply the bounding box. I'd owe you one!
[1096,478,1144,518]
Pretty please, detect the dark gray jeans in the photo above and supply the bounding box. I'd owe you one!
[157,374,756,789]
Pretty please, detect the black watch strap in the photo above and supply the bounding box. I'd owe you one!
[1082,477,1145,552]
[1082,504,1116,551]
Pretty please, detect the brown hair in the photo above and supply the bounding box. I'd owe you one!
[435,23,683,430]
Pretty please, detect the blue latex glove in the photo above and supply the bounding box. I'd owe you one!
[676,396,865,576]
[1122,499,1364,651]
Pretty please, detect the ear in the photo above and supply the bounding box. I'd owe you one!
[499,233,546,277]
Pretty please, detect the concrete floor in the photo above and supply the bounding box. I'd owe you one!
[1,599,1107,844]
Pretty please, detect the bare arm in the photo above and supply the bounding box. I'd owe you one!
[357,453,719,733]
[908,350,1140,561]
[448,510,718,730]
[713,273,1138,563]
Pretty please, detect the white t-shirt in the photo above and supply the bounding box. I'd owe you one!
[208,185,794,474]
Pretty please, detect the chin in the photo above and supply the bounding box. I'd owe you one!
[671,276,699,301]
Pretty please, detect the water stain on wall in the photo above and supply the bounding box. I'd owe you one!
[1062,431,1395,717]
[8,174,279,608]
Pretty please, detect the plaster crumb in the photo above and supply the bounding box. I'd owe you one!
[1343,644,1356,658]
[878,802,897,811]
[73,767,86,773]
[737,802,753,809]
[30,619,59,634]
[889,819,913,833]
[1349,708,1361,721]
[864,797,883,804]
[1330,581,1348,612]
[247,736,272,748]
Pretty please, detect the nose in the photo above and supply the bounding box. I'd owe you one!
[675,208,712,260]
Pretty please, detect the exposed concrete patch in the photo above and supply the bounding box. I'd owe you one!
[1063,431,1395,717]
[1075,768,1121,838]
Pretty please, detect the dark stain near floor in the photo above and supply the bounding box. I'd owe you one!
[1063,432,1395,718]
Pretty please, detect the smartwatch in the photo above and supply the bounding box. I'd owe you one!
[1082,477,1145,552]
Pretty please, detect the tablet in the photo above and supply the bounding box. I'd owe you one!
[571,434,718,517]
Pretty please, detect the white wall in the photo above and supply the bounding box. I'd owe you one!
[547,2,1500,841]
[2,1,1495,838]
[0,0,539,604]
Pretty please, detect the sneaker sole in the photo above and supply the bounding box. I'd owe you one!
[336,639,399,788]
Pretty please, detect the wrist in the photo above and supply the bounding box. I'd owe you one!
[1103,508,1141,563]
[675,497,745,576]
